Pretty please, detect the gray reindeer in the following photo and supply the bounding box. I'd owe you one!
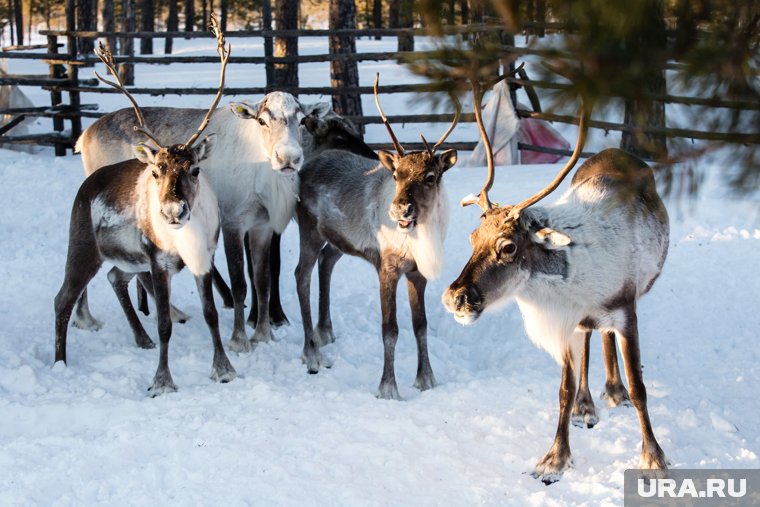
[54,27,236,395]
[294,75,460,399]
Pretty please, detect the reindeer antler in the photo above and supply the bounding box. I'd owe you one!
[460,79,495,211]
[420,92,462,157]
[374,73,404,155]
[185,13,231,148]
[94,42,163,148]
[507,101,589,220]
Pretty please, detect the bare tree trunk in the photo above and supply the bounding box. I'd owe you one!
[273,0,298,89]
[120,0,136,85]
[220,0,227,31]
[620,0,667,160]
[460,0,468,25]
[165,0,178,53]
[372,0,381,40]
[388,0,398,28]
[330,0,363,122]
[184,0,194,32]
[201,0,207,28]
[140,0,154,54]
[397,0,413,51]
[536,0,546,37]
[78,0,96,54]
[262,0,274,87]
[9,0,15,45]
[102,0,117,53]
[13,0,23,45]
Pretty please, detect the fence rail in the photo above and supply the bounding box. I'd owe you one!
[0,25,757,156]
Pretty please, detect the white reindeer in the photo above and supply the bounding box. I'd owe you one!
[294,75,460,399]
[54,29,236,395]
[443,104,669,483]
[75,72,330,353]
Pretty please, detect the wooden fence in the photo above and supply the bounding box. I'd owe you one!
[1,25,758,157]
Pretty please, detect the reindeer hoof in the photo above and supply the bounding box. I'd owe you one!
[572,396,599,428]
[148,372,177,397]
[313,326,336,347]
[252,328,273,343]
[271,315,290,329]
[135,335,156,349]
[376,382,402,401]
[302,350,332,374]
[72,314,104,331]
[414,372,437,392]
[532,450,573,485]
[640,443,669,470]
[210,367,237,383]
[228,334,252,354]
[602,384,632,408]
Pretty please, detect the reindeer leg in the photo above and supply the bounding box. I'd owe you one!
[212,266,234,309]
[268,233,289,328]
[72,288,105,331]
[54,208,103,364]
[295,217,326,374]
[147,263,177,396]
[601,330,631,407]
[107,268,154,349]
[245,232,258,327]
[249,228,274,343]
[617,310,668,469]
[136,272,190,324]
[377,257,402,400]
[223,226,251,353]
[407,270,436,391]
[572,330,598,428]
[136,280,150,316]
[315,243,342,347]
[196,270,236,383]
[532,343,578,484]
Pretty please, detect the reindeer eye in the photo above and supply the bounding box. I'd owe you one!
[257,118,267,127]
[151,170,159,179]
[496,238,517,260]
[425,173,436,185]
[190,167,200,177]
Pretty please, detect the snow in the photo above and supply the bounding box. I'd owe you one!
[1,35,759,506]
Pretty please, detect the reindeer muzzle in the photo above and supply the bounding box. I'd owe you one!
[161,201,190,228]
[442,284,482,325]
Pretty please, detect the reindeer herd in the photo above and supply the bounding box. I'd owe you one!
[52,18,671,484]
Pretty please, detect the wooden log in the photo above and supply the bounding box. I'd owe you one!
[0,115,27,136]
[47,34,66,156]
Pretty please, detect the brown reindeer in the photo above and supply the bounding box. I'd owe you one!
[444,87,669,482]
[54,20,236,395]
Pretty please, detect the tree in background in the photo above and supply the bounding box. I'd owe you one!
[77,0,96,54]
[184,0,194,32]
[329,0,362,119]
[140,0,154,54]
[102,0,117,53]
[119,0,136,85]
[273,0,299,89]
[13,0,22,45]
[165,0,179,53]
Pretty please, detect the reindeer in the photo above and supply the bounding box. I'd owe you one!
[443,95,669,482]
[75,66,331,354]
[54,25,236,395]
[294,75,459,399]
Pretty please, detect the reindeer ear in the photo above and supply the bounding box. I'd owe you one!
[301,101,331,119]
[531,227,572,249]
[133,143,158,165]
[194,133,216,161]
[378,150,397,172]
[436,149,458,172]
[230,101,261,119]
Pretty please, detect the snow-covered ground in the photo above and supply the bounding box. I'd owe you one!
[1,35,759,506]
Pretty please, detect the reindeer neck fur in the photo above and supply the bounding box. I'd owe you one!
[376,175,449,280]
[136,169,219,276]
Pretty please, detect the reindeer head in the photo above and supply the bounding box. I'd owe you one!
[374,74,460,233]
[443,205,572,323]
[230,93,330,174]
[443,76,588,324]
[133,138,215,227]
[94,15,229,229]
[302,115,378,160]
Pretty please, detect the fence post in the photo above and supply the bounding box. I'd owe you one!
[66,1,82,148]
[263,0,274,89]
[47,35,66,156]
